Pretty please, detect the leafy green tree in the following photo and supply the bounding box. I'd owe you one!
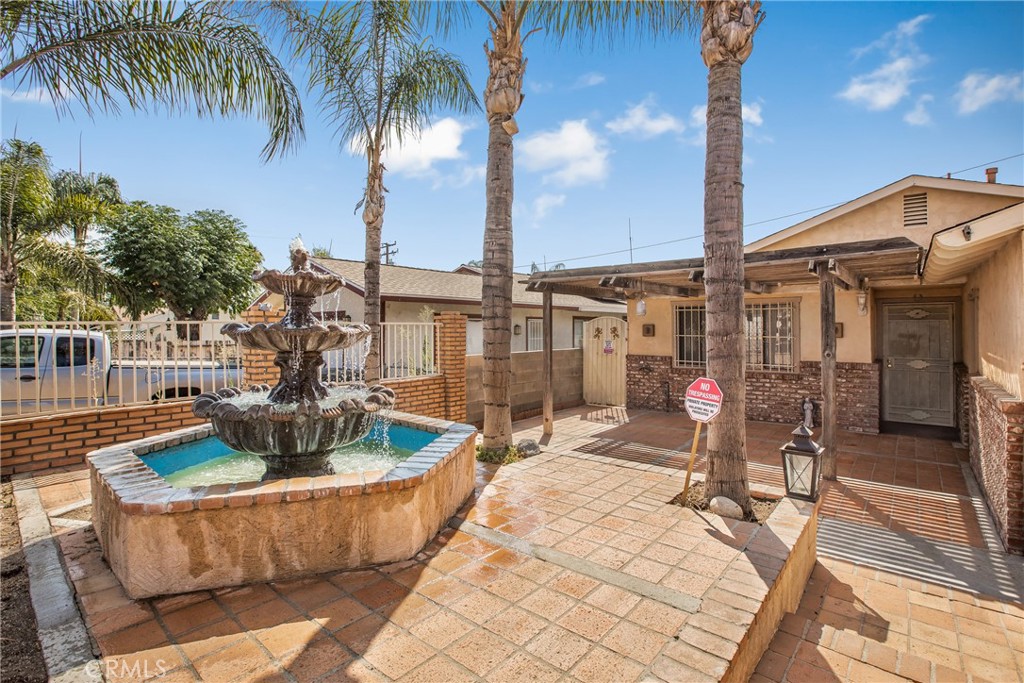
[270,0,477,381]
[1,0,304,160]
[50,170,122,247]
[1,139,52,321]
[102,203,262,338]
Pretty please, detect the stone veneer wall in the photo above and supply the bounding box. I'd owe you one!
[2,311,469,476]
[967,377,1023,554]
[1,402,205,476]
[465,349,584,426]
[627,355,880,433]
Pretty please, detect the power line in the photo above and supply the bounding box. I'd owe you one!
[948,153,1023,177]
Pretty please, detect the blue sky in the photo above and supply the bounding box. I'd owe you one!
[3,2,1023,272]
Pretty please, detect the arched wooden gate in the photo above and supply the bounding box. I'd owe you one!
[583,316,627,406]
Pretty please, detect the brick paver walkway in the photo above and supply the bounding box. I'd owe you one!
[20,407,1024,682]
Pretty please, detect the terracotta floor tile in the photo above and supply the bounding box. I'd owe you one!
[234,598,301,632]
[450,588,511,624]
[627,598,689,636]
[525,624,593,671]
[571,646,646,682]
[101,645,187,683]
[584,584,642,618]
[445,628,518,676]
[408,609,474,650]
[214,584,278,614]
[483,605,548,646]
[308,596,371,633]
[192,638,271,683]
[351,578,410,611]
[519,587,578,621]
[403,655,478,683]
[557,604,617,642]
[334,613,399,654]
[274,579,345,612]
[174,618,247,661]
[96,618,167,655]
[327,569,381,594]
[254,618,324,659]
[385,593,440,629]
[362,631,436,679]
[416,575,473,606]
[160,599,229,637]
[601,620,667,665]
[547,571,601,600]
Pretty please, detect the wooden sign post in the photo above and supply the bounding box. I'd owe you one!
[681,377,723,499]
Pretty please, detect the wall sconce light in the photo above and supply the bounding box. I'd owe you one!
[513,324,522,335]
[342,314,352,322]
[856,290,868,316]
[635,294,647,317]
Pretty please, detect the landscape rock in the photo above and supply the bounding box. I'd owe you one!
[709,496,744,520]
[516,439,542,458]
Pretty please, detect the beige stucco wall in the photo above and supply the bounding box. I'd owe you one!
[757,189,1020,251]
[964,232,1024,397]
[627,290,875,365]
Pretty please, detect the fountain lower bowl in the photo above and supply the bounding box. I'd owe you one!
[88,412,477,599]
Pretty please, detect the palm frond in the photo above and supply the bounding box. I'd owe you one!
[527,0,701,49]
[382,43,479,142]
[2,0,305,161]
[21,235,136,312]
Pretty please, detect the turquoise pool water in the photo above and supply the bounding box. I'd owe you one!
[143,423,440,488]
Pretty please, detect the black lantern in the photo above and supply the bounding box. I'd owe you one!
[780,424,824,501]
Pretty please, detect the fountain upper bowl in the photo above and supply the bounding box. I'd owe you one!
[221,322,371,353]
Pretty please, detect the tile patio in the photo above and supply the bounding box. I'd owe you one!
[18,407,1024,682]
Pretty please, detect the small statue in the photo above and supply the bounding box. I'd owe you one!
[802,397,815,428]
[289,237,311,272]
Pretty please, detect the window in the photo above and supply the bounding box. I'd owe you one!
[674,301,797,371]
[55,336,98,367]
[0,336,42,369]
[572,317,593,349]
[526,318,544,351]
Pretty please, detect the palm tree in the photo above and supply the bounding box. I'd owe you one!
[1,139,52,321]
[50,170,122,247]
[699,0,764,513]
[1,0,304,161]
[423,1,697,454]
[271,1,477,382]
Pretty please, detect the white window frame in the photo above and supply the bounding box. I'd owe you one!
[526,318,544,351]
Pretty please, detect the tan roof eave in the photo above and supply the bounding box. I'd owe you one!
[922,203,1024,283]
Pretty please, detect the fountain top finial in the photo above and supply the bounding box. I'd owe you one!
[289,237,310,272]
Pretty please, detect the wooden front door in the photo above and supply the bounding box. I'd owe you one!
[882,303,955,427]
[583,317,626,406]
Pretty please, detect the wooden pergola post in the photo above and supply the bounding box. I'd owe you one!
[818,264,838,480]
[542,288,553,436]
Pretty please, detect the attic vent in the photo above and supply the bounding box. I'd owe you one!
[903,192,928,227]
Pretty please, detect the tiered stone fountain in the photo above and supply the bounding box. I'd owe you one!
[192,239,396,480]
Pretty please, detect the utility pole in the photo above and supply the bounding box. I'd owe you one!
[381,241,398,265]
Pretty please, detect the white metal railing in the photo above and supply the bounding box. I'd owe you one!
[1,318,442,419]
[0,320,244,418]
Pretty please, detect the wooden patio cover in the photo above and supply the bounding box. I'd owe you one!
[523,237,923,479]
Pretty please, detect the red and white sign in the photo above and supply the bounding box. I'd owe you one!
[684,377,723,423]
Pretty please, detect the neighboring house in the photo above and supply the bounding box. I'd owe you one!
[253,258,625,354]
[526,171,1024,554]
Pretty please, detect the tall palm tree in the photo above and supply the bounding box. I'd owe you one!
[271,1,477,382]
[423,1,697,454]
[1,0,304,161]
[51,170,122,247]
[699,0,764,513]
[1,139,51,321]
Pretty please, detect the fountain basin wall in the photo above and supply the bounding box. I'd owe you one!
[89,412,477,599]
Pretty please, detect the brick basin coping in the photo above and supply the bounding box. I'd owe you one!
[88,411,477,515]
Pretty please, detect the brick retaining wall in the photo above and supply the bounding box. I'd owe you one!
[626,355,880,433]
[1,402,205,476]
[967,377,1023,554]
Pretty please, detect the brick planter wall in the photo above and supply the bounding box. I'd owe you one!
[240,307,285,386]
[1,402,205,476]
[967,377,1024,554]
[627,355,880,433]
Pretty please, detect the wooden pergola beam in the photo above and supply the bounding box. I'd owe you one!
[597,276,698,298]
[818,267,838,480]
[744,280,777,295]
[543,289,553,436]
[827,259,863,290]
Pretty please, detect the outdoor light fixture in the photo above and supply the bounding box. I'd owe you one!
[780,424,824,501]
[513,324,522,335]
[857,290,868,316]
[635,294,647,317]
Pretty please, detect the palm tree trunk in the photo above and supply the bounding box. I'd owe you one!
[481,4,524,453]
[0,262,16,322]
[700,0,763,513]
[362,149,385,384]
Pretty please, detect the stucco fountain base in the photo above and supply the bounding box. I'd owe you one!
[89,412,476,599]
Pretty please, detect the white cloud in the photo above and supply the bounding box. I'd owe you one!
[573,72,606,89]
[527,81,553,94]
[904,94,934,125]
[741,102,764,127]
[606,98,685,139]
[955,72,1024,114]
[379,117,470,176]
[434,164,485,189]
[532,193,566,220]
[1,86,51,104]
[839,15,931,112]
[518,120,609,187]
